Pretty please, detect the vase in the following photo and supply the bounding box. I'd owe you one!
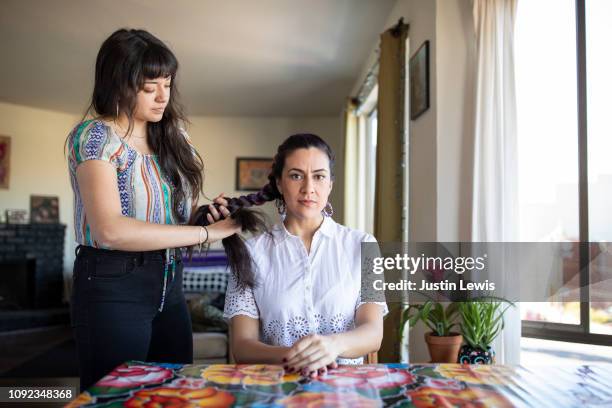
[458,344,495,364]
[424,332,463,363]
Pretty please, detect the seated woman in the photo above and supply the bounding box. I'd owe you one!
[215,134,387,378]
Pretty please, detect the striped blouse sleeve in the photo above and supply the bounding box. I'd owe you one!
[70,120,125,168]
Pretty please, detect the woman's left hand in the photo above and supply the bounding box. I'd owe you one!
[284,334,343,377]
[206,193,230,224]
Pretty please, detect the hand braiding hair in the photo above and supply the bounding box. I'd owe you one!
[189,178,279,289]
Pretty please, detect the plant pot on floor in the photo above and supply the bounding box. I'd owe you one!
[458,344,495,364]
[425,332,463,363]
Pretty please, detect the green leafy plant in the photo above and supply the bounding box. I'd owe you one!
[458,297,514,350]
[399,301,460,342]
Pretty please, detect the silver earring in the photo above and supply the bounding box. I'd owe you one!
[116,103,119,118]
[275,198,286,216]
[322,202,334,217]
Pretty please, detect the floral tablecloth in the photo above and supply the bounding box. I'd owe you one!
[66,362,611,407]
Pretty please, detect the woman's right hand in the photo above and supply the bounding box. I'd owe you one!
[205,192,230,224]
[202,192,239,242]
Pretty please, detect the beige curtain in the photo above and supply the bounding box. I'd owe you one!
[375,27,408,242]
[375,22,409,363]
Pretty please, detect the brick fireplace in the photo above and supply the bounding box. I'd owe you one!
[0,223,66,315]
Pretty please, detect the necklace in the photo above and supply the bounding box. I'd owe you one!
[112,121,147,139]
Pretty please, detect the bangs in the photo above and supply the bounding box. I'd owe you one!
[140,44,177,82]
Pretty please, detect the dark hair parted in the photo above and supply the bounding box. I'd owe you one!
[190,133,335,289]
[77,28,203,223]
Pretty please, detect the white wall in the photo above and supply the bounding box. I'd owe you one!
[0,101,342,298]
[0,101,80,286]
[350,0,475,362]
[435,0,475,242]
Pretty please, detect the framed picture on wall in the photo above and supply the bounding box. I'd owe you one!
[409,40,430,120]
[236,158,273,191]
[30,195,60,223]
[0,135,10,189]
[5,209,27,224]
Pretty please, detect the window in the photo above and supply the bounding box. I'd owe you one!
[354,84,378,235]
[516,0,612,344]
[585,0,612,335]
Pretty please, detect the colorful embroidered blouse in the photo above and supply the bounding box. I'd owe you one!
[67,119,193,247]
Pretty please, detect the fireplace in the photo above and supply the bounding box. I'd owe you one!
[0,224,66,309]
[0,258,36,309]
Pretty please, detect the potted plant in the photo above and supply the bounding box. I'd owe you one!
[400,301,463,363]
[457,297,515,364]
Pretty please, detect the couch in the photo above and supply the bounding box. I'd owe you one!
[182,250,231,364]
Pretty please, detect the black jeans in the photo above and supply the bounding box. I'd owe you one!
[70,245,193,391]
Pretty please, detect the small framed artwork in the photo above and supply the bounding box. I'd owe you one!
[6,209,27,224]
[30,195,60,223]
[0,135,10,189]
[409,40,430,120]
[236,158,273,191]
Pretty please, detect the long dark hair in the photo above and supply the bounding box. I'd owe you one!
[191,133,335,288]
[69,28,203,222]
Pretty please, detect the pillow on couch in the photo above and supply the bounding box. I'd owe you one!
[183,269,229,293]
[188,292,228,333]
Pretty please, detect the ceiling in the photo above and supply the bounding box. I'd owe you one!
[0,0,396,116]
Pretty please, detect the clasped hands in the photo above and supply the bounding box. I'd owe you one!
[282,334,343,379]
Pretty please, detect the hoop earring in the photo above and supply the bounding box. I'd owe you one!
[322,202,334,217]
[275,198,286,216]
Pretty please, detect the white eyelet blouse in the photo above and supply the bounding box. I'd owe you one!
[223,216,388,364]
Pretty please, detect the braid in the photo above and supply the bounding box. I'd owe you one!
[225,181,280,213]
[189,179,279,290]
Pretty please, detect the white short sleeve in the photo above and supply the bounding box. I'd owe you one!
[356,297,389,317]
[356,233,389,316]
[223,273,259,320]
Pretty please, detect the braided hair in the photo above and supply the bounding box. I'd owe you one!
[191,133,335,289]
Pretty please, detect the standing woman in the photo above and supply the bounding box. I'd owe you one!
[66,29,239,390]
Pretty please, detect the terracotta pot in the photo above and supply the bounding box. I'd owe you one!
[424,332,463,363]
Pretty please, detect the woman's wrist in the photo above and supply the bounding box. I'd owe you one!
[187,225,202,246]
[205,222,218,243]
[187,225,210,247]
[328,334,347,358]
[204,221,226,243]
[197,225,208,251]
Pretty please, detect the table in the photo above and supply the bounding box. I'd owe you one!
[66,362,611,407]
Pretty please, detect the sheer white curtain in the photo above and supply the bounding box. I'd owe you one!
[471,0,521,364]
[344,95,377,233]
[343,100,359,229]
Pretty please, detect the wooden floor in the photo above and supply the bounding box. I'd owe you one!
[0,326,78,407]
[0,326,73,374]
